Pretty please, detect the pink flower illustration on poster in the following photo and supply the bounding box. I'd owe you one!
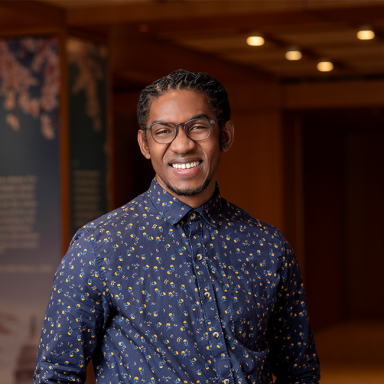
[0,37,59,140]
[67,38,107,132]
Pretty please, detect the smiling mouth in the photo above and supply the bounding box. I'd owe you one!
[171,161,201,170]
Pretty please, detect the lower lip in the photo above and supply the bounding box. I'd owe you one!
[170,163,202,176]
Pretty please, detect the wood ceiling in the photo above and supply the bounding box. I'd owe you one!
[1,0,384,87]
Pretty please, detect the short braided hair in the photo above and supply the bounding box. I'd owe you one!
[137,69,231,148]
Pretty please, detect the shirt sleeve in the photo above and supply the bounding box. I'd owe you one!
[34,229,111,383]
[267,239,320,384]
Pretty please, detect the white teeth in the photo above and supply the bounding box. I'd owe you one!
[172,161,199,169]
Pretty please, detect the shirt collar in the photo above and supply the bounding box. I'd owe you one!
[147,178,222,227]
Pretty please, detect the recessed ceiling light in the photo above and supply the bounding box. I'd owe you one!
[246,33,264,47]
[317,60,333,72]
[357,25,375,40]
[285,47,302,61]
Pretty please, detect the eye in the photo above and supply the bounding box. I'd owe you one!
[152,124,175,136]
[155,129,171,135]
[188,120,210,131]
[190,124,204,131]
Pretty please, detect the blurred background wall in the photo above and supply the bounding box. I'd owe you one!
[0,1,383,383]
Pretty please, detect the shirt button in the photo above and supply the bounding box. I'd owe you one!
[223,380,230,384]
[190,212,196,220]
[203,291,211,299]
[196,254,203,261]
[213,332,219,339]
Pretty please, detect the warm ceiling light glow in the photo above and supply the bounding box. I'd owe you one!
[246,34,264,47]
[317,60,334,72]
[357,26,375,40]
[285,47,302,61]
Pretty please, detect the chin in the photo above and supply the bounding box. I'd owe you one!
[166,178,211,197]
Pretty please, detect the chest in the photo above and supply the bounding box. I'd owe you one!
[99,219,282,335]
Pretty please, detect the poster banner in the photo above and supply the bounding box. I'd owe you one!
[0,37,61,383]
[67,38,108,237]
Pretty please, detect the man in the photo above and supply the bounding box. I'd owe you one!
[34,69,320,383]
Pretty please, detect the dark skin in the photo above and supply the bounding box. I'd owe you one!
[138,90,234,208]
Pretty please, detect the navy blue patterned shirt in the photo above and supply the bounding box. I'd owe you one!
[34,179,320,384]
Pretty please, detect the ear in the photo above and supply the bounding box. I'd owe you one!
[221,121,234,152]
[138,130,151,159]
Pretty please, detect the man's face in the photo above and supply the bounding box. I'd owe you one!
[138,89,228,207]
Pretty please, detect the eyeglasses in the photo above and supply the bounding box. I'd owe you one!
[146,118,215,144]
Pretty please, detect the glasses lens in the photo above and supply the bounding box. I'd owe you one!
[185,119,211,141]
[151,123,176,143]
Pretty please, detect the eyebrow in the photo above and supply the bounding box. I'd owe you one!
[149,113,212,126]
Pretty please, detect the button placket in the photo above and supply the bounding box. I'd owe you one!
[203,291,211,299]
[188,216,232,382]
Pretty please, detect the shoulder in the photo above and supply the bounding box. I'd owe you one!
[70,190,151,249]
[219,198,289,254]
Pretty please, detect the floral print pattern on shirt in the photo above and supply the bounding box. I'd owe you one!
[34,178,320,384]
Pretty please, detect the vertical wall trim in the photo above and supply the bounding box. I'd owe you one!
[59,30,70,255]
[294,118,305,279]
[107,41,115,211]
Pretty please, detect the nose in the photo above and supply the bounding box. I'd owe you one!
[169,124,195,153]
